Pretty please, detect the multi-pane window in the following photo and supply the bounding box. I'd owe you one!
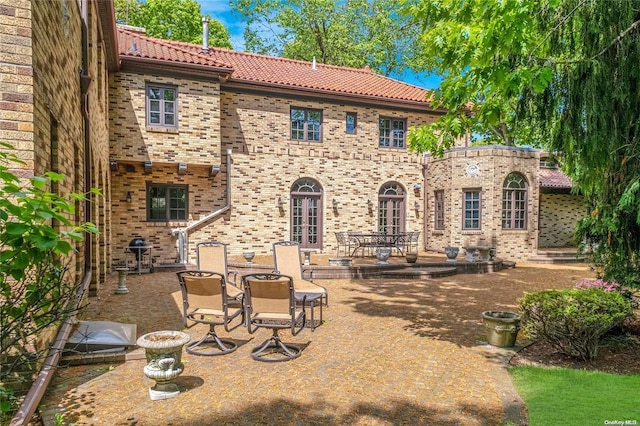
[463,190,481,230]
[147,184,187,221]
[434,190,445,230]
[379,118,406,148]
[346,112,357,134]
[146,84,177,127]
[502,173,528,229]
[291,108,322,141]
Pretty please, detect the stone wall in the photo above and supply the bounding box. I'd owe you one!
[425,146,540,260]
[538,193,585,247]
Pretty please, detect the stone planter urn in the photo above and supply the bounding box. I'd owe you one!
[444,246,459,262]
[481,311,521,347]
[405,253,418,263]
[375,247,392,265]
[243,251,255,263]
[136,330,190,400]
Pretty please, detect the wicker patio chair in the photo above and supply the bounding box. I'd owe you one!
[242,273,307,362]
[176,270,244,356]
[273,241,328,331]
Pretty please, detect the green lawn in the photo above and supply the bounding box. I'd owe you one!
[509,366,640,426]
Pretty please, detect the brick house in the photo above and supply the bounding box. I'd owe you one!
[1,1,584,292]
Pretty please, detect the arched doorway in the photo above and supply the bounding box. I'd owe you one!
[378,182,406,234]
[291,178,323,249]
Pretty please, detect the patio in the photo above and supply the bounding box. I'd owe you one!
[35,255,589,425]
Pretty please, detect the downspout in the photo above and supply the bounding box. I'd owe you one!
[11,1,94,424]
[172,149,232,264]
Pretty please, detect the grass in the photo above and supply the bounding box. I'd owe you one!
[509,366,640,426]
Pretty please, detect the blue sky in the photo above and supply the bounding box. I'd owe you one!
[196,0,441,90]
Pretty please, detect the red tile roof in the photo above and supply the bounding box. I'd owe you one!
[118,28,233,70]
[539,167,573,188]
[117,27,433,105]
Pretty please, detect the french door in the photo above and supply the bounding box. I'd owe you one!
[291,178,323,249]
[378,182,405,234]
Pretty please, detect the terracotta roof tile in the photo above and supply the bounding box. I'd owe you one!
[116,27,433,104]
[539,167,573,188]
[118,28,232,70]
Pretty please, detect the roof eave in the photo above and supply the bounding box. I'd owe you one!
[223,79,446,113]
[119,56,233,79]
[96,0,120,71]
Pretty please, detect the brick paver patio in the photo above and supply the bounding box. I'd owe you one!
[36,257,589,425]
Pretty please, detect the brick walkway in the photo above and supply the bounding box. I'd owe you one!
[37,259,589,425]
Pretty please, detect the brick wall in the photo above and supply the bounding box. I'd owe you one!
[425,146,541,260]
[109,77,437,263]
[0,0,112,294]
[109,71,222,165]
[0,0,34,174]
[539,193,585,247]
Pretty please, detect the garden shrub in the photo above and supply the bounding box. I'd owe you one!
[519,288,634,360]
[0,143,98,420]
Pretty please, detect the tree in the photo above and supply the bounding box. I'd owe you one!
[231,0,423,77]
[114,0,232,48]
[404,0,640,286]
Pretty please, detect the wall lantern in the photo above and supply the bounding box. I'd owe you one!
[413,183,422,191]
[178,163,187,175]
[210,164,220,177]
[109,158,118,171]
[144,161,153,174]
[332,198,339,207]
[126,191,132,203]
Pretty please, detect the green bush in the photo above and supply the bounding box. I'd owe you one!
[518,288,634,360]
[0,143,99,419]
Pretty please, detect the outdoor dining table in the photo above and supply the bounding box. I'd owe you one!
[347,232,408,257]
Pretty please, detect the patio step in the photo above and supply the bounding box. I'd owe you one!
[380,267,457,279]
[526,249,586,264]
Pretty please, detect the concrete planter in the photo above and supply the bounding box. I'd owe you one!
[482,311,520,347]
[137,330,190,400]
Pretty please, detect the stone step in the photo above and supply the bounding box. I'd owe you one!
[526,253,586,264]
[380,267,457,279]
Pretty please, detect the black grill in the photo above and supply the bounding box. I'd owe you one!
[129,237,147,261]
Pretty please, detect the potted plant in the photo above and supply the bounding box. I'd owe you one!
[136,330,190,400]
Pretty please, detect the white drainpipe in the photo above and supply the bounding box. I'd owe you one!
[172,149,232,264]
